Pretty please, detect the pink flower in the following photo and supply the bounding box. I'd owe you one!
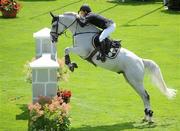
[48,104,55,112]
[54,96,64,104]
[37,110,44,116]
[32,103,42,112]
[28,103,34,111]
[61,103,70,113]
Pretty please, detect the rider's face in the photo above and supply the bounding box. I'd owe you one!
[79,10,86,17]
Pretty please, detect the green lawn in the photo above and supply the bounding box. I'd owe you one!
[0,0,180,130]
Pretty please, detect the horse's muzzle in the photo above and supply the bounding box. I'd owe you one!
[50,32,58,43]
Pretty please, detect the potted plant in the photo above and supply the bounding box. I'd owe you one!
[0,0,21,18]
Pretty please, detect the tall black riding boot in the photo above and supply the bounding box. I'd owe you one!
[96,40,106,62]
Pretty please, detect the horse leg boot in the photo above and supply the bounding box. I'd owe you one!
[96,40,106,62]
[144,108,154,124]
[65,55,78,72]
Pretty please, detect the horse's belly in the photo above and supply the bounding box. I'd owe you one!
[93,55,124,73]
[92,48,143,73]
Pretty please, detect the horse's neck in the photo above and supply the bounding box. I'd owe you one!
[68,21,78,34]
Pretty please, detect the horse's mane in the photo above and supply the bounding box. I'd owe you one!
[63,12,78,16]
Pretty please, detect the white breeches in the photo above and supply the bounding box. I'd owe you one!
[99,23,116,42]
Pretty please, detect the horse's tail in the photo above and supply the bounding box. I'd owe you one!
[143,59,177,99]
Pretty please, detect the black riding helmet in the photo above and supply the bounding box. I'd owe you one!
[78,4,92,13]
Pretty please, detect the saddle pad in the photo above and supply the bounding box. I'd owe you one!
[92,34,120,59]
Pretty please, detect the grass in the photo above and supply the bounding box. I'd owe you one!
[0,0,180,130]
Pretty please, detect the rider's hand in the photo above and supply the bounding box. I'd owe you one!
[76,14,80,19]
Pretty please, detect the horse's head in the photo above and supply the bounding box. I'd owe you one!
[50,12,77,43]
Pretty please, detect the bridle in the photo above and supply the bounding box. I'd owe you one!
[50,16,77,37]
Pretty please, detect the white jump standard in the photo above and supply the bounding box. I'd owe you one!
[30,28,59,103]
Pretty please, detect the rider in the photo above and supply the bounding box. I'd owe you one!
[76,4,116,62]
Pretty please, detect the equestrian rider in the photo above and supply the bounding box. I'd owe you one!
[76,4,116,62]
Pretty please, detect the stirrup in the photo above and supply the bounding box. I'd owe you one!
[96,53,106,62]
[96,53,101,60]
[101,57,106,62]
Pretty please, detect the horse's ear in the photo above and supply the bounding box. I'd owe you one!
[50,12,55,18]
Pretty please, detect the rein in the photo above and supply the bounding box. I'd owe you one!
[73,32,99,36]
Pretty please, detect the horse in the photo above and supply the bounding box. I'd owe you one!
[50,12,177,123]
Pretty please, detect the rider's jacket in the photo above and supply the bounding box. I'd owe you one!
[77,12,113,29]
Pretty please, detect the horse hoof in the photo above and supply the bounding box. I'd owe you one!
[141,118,148,123]
[148,120,154,125]
[72,62,78,68]
[69,66,74,72]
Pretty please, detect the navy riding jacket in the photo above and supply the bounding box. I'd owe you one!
[77,12,113,29]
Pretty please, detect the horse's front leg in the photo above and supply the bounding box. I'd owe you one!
[65,47,78,72]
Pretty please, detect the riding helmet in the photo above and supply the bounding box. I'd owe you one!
[79,4,92,13]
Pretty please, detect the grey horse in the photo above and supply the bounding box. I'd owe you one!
[50,12,177,123]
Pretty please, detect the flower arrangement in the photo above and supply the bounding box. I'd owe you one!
[28,89,72,131]
[0,0,20,11]
[57,89,72,103]
[0,0,21,17]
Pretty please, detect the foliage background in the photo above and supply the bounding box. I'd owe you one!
[0,0,179,130]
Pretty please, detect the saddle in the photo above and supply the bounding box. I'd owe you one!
[92,34,121,58]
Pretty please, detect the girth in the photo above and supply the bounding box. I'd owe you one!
[85,49,98,66]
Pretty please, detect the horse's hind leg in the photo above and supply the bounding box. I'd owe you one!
[123,72,154,123]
